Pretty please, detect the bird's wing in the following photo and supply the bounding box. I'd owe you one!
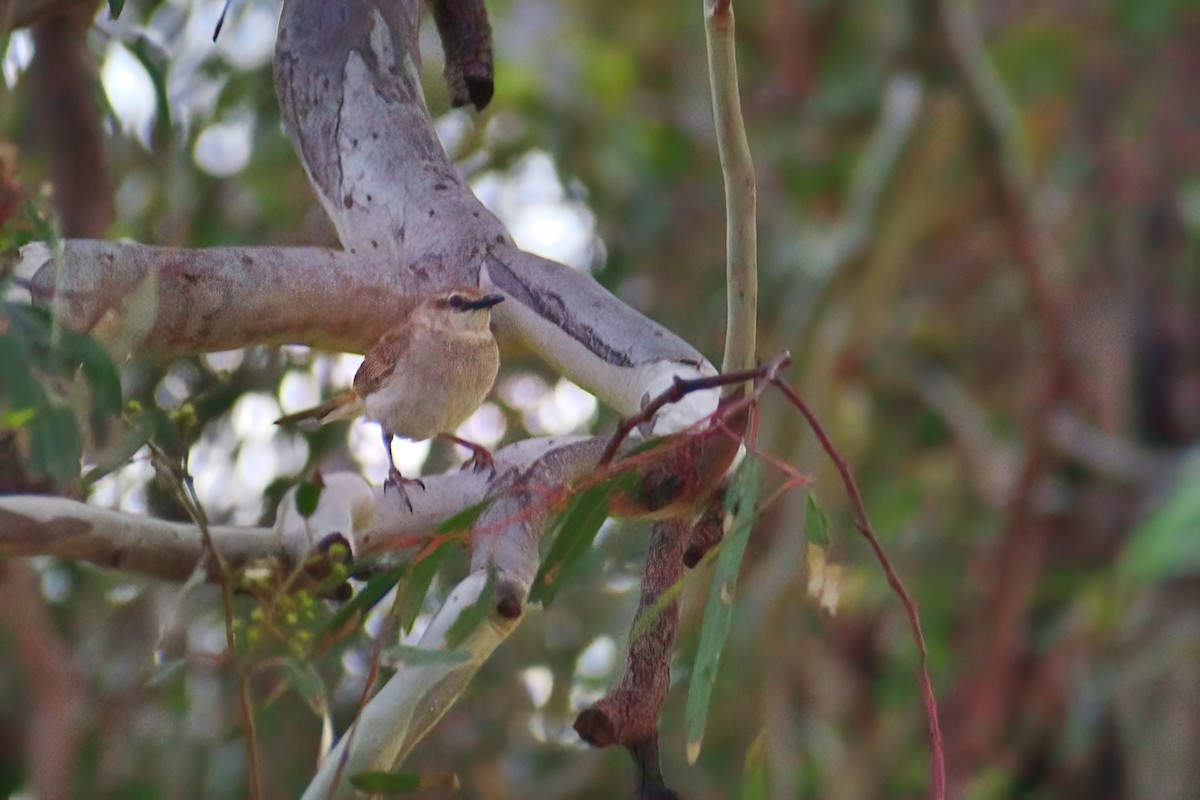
[353,323,412,397]
[275,391,361,426]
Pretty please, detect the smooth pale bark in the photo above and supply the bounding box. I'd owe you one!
[4,0,747,792]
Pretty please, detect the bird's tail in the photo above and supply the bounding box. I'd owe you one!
[275,391,362,428]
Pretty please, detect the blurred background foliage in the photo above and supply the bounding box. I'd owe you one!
[2,0,1200,797]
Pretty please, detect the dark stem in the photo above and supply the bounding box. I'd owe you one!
[599,352,791,466]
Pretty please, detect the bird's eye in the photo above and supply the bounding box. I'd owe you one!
[448,294,465,308]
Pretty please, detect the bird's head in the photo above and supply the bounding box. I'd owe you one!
[421,287,505,334]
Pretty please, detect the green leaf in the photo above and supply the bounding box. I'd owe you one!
[445,569,496,649]
[20,198,59,246]
[107,0,124,18]
[804,491,832,546]
[280,659,327,715]
[295,480,323,518]
[55,326,122,442]
[3,407,36,428]
[740,731,768,800]
[685,457,760,764]
[82,414,156,489]
[25,396,81,485]
[2,305,121,483]
[395,542,452,634]
[1119,452,1200,587]
[529,478,624,606]
[435,498,492,534]
[350,771,458,793]
[381,644,471,668]
[0,333,38,414]
[0,324,80,484]
[127,36,172,146]
[322,564,407,637]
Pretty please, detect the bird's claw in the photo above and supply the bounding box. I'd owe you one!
[442,435,495,477]
[462,449,496,476]
[385,467,425,512]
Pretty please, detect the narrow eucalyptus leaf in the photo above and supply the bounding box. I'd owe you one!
[435,498,491,534]
[280,658,327,714]
[529,481,617,606]
[381,644,471,668]
[685,457,759,763]
[396,543,452,634]
[349,772,421,793]
[445,569,495,649]
[82,415,155,489]
[804,491,831,545]
[30,402,81,485]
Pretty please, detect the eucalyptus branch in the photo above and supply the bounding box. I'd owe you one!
[704,0,757,381]
[0,495,280,580]
[16,241,424,358]
[574,518,688,800]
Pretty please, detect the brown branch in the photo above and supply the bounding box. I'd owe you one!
[27,7,113,238]
[684,480,729,568]
[430,0,494,110]
[574,518,688,800]
[0,559,84,800]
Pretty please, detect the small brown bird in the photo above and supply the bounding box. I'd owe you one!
[276,287,505,507]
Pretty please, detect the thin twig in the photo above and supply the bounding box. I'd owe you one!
[769,378,946,800]
[154,445,264,800]
[704,0,757,381]
[598,352,791,466]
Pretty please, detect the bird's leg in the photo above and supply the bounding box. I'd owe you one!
[381,431,425,511]
[438,433,495,474]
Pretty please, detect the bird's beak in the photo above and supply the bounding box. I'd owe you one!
[463,293,505,310]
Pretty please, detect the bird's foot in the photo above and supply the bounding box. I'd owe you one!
[463,447,495,475]
[439,434,496,476]
[385,467,426,512]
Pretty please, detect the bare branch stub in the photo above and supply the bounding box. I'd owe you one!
[574,518,688,800]
[431,0,494,110]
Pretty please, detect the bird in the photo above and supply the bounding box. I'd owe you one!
[276,287,505,508]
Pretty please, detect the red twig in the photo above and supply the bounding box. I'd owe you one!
[598,352,791,466]
[770,377,946,800]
